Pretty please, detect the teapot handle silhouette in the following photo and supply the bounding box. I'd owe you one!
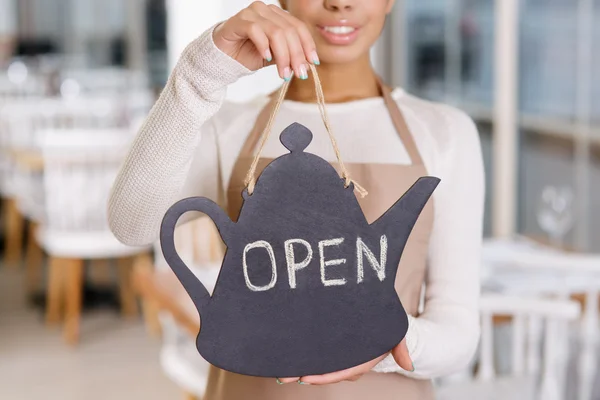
[160,197,234,314]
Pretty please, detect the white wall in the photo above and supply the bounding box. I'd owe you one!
[166,0,281,103]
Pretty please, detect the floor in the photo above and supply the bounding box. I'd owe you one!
[0,266,181,400]
[2,260,600,400]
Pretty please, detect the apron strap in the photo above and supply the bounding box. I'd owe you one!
[376,78,424,166]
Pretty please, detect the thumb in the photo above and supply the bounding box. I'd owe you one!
[391,338,414,372]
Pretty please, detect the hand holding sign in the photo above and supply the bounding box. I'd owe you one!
[288,338,412,385]
[213,1,318,80]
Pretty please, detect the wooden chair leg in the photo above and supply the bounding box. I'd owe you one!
[46,256,65,325]
[89,258,113,286]
[184,392,197,400]
[25,221,44,295]
[133,252,162,336]
[142,298,162,337]
[4,197,24,267]
[117,256,139,317]
[209,223,225,263]
[63,258,84,345]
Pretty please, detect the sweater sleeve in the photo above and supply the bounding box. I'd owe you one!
[373,106,484,378]
[108,25,252,246]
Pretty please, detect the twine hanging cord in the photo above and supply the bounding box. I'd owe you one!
[244,63,368,198]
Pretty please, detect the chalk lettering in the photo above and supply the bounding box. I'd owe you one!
[243,240,277,292]
[318,238,347,287]
[285,238,313,289]
[243,236,388,292]
[356,235,387,283]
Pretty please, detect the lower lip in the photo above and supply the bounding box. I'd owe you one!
[317,26,360,45]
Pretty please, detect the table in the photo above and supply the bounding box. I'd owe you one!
[6,149,44,171]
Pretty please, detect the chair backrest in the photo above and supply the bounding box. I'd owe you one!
[40,128,133,232]
[0,75,46,101]
[1,96,130,150]
[476,294,580,400]
[0,73,46,193]
[60,67,149,95]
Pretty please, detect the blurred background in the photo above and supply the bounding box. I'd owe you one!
[1,0,600,399]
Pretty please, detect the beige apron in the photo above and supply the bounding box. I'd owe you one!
[203,80,435,400]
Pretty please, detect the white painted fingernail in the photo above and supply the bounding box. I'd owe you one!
[298,64,308,80]
[283,67,292,81]
[310,51,320,65]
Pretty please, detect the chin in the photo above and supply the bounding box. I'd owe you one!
[317,46,368,65]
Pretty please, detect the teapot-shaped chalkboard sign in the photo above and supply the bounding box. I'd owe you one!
[160,123,439,378]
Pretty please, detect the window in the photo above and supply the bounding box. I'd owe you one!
[401,0,495,236]
[399,0,600,250]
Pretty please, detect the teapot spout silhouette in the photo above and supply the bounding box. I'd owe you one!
[159,122,440,378]
[371,176,440,277]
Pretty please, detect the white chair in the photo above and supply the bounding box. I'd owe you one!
[0,98,47,268]
[0,95,137,268]
[482,237,600,400]
[0,70,46,249]
[159,314,211,399]
[1,96,131,216]
[158,263,220,400]
[0,71,46,101]
[39,128,151,345]
[436,294,581,400]
[152,216,223,400]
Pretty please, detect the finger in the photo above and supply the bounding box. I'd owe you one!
[259,18,292,80]
[300,369,357,385]
[261,6,310,79]
[269,5,319,65]
[391,338,414,372]
[277,377,300,384]
[247,1,291,79]
[301,355,384,385]
[243,20,272,63]
[227,7,272,64]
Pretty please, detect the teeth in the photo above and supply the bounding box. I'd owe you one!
[323,26,355,35]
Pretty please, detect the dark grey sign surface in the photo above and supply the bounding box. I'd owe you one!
[160,123,439,377]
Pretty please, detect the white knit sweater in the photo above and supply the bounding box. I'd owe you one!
[108,26,484,379]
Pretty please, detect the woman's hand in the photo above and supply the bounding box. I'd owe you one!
[391,337,414,373]
[277,338,414,385]
[212,1,319,80]
[298,353,388,385]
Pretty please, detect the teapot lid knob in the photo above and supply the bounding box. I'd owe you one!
[281,122,312,153]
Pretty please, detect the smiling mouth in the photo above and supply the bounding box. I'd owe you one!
[321,26,357,35]
[317,24,360,45]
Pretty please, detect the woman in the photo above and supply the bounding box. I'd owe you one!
[109,0,484,398]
